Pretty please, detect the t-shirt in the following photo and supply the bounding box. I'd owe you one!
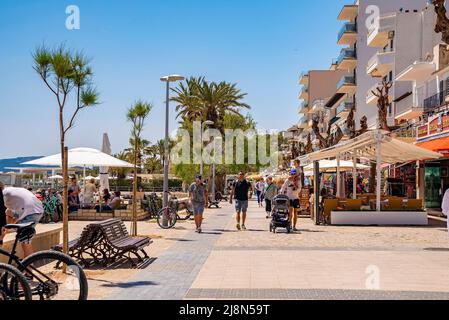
[233,180,252,201]
[281,179,300,200]
[255,181,265,192]
[109,196,122,210]
[189,183,207,204]
[2,187,44,221]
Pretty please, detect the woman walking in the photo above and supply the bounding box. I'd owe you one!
[255,179,265,207]
[281,169,301,232]
[264,176,278,218]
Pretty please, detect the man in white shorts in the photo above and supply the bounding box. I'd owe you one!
[0,182,44,257]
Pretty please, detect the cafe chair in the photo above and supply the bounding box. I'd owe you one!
[344,199,362,211]
[388,198,405,211]
[405,199,423,211]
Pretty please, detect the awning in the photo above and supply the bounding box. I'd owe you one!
[300,130,443,164]
[417,136,449,157]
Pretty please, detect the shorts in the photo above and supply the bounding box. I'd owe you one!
[290,199,300,209]
[15,213,42,244]
[192,202,205,216]
[265,199,272,213]
[235,200,249,213]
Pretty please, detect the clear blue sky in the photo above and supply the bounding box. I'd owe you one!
[0,0,348,159]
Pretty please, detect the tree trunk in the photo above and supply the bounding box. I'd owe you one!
[131,145,138,236]
[369,162,376,194]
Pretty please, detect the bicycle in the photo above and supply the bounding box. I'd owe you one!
[156,192,194,229]
[1,222,88,300]
[0,263,32,300]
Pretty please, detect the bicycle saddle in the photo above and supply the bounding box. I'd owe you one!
[4,222,35,231]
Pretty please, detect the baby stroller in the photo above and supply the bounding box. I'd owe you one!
[269,195,291,234]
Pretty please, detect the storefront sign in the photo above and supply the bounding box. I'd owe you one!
[417,125,429,138]
[429,117,441,135]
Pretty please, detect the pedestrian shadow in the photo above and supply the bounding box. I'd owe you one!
[96,279,159,288]
[165,238,195,242]
[198,231,223,235]
[423,247,449,252]
[297,229,326,233]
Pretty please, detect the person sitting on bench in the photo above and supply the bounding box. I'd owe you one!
[96,191,122,212]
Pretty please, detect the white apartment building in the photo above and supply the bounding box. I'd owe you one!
[329,0,429,130]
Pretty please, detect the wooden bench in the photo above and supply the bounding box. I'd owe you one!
[96,219,152,267]
[54,219,152,268]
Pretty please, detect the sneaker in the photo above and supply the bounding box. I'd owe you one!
[242,225,247,230]
[236,223,241,231]
[293,227,299,233]
[198,228,202,234]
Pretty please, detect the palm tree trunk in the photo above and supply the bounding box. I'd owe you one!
[131,145,138,236]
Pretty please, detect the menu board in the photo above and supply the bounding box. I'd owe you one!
[299,188,310,209]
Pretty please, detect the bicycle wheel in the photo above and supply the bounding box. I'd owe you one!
[0,263,32,300]
[157,206,177,229]
[20,250,88,300]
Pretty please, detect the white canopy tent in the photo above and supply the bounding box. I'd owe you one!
[23,148,133,168]
[303,160,369,172]
[300,130,442,213]
[22,148,133,184]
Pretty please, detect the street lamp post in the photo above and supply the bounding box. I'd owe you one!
[160,75,185,208]
[200,120,214,177]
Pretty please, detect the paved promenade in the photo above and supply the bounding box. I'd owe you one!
[103,200,449,300]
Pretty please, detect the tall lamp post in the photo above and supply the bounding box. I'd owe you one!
[160,75,185,207]
[200,121,214,176]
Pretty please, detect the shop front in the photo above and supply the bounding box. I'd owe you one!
[416,114,449,209]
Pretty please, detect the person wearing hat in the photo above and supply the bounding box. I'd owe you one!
[189,175,208,233]
[281,169,301,232]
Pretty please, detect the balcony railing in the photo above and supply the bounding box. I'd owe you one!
[337,76,356,90]
[338,22,357,42]
[337,100,354,115]
[423,88,449,113]
[336,48,357,66]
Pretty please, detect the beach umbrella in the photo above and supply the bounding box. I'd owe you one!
[83,175,99,181]
[100,133,112,191]
[22,147,133,168]
[48,175,63,180]
[304,160,369,172]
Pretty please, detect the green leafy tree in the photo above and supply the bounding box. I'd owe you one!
[127,101,152,236]
[33,45,99,254]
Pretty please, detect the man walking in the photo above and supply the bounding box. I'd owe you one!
[230,172,253,231]
[1,182,44,257]
[189,175,208,234]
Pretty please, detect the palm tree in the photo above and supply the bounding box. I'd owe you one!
[171,77,250,133]
[33,45,99,255]
[127,101,152,236]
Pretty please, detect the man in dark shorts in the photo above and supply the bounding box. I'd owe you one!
[230,172,253,231]
[189,175,208,233]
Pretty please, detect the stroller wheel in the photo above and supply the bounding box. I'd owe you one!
[269,225,272,232]
[286,226,291,234]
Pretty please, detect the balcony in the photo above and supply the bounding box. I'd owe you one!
[336,100,354,117]
[338,4,358,21]
[336,76,356,94]
[423,88,449,113]
[366,82,393,105]
[337,22,357,45]
[298,101,309,114]
[336,48,357,71]
[394,92,423,121]
[298,117,308,129]
[396,60,436,82]
[299,72,309,86]
[299,86,309,100]
[366,48,394,77]
[367,14,395,47]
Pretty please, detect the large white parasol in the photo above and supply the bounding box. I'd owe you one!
[100,133,112,191]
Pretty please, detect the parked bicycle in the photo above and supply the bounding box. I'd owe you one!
[0,263,32,300]
[0,222,88,300]
[156,192,194,229]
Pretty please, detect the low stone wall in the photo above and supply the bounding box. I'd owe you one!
[70,206,149,221]
[1,224,62,262]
